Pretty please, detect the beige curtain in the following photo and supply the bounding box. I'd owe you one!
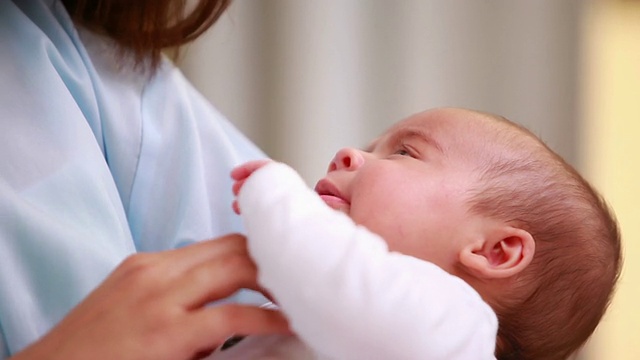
[180,0,584,184]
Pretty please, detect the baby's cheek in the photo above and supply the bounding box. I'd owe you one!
[350,209,403,246]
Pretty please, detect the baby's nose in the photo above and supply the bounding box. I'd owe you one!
[328,147,364,172]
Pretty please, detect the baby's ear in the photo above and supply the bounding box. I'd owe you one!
[459,226,535,279]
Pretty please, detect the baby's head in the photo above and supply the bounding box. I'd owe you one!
[315,107,621,359]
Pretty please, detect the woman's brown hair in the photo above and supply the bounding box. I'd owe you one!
[61,0,232,69]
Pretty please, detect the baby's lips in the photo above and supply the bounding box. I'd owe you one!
[314,179,349,203]
[319,194,350,211]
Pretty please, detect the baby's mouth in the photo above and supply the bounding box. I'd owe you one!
[319,194,349,210]
[314,179,350,211]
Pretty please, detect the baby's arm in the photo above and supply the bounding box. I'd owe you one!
[233,161,498,360]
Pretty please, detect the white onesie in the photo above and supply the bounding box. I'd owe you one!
[211,162,498,360]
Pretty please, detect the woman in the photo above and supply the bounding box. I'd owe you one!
[1,1,289,359]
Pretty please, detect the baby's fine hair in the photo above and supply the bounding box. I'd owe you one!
[466,115,622,360]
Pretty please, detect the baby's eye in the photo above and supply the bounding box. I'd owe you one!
[391,144,419,159]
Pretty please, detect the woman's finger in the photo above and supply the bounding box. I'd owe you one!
[100,235,253,306]
[184,304,291,354]
[155,234,250,276]
[170,249,261,308]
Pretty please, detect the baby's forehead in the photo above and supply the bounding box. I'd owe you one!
[376,109,501,145]
[372,109,534,161]
[392,109,494,132]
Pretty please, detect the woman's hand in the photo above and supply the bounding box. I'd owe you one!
[12,234,289,360]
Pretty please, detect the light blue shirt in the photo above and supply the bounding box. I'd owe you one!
[0,0,266,356]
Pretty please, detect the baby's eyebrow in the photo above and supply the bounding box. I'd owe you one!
[373,127,444,154]
[407,128,444,153]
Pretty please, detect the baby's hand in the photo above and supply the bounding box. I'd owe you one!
[231,159,273,214]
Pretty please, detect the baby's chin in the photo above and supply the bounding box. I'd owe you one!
[319,195,350,213]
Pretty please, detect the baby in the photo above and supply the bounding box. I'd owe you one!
[213,108,621,359]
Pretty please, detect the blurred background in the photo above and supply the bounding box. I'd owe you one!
[177,0,639,358]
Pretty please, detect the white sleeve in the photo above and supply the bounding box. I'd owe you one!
[238,163,498,360]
